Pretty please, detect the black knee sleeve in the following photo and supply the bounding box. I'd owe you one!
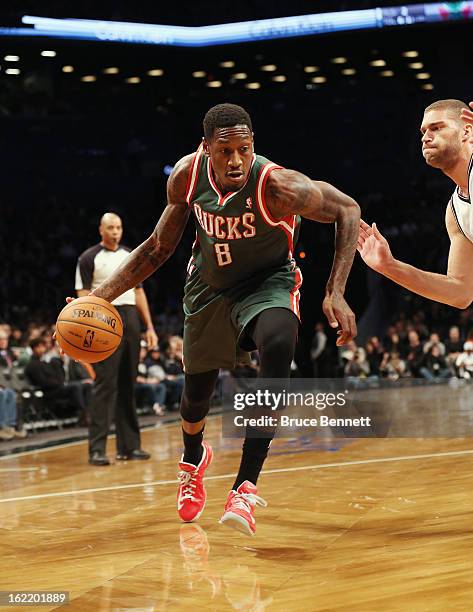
[250,308,299,378]
[179,370,219,423]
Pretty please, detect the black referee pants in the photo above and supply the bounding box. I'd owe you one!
[88,305,141,456]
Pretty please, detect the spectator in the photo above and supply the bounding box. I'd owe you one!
[423,332,446,356]
[343,343,370,378]
[379,351,407,380]
[405,331,424,377]
[24,338,88,418]
[365,336,383,376]
[456,342,473,379]
[159,338,184,410]
[41,330,61,362]
[0,385,25,439]
[420,346,451,381]
[0,329,16,368]
[445,326,463,374]
[147,345,184,410]
[136,345,167,416]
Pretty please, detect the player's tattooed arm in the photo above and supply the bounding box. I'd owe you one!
[266,169,360,344]
[92,155,193,303]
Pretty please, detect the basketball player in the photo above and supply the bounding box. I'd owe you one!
[358,99,473,309]
[87,104,360,534]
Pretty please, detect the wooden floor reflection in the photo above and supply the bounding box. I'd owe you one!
[1,384,473,611]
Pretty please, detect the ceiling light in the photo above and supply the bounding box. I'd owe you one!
[62,65,74,73]
[245,82,261,89]
[5,68,20,75]
[125,77,141,84]
[4,55,19,62]
[192,70,206,78]
[416,72,430,80]
[342,68,356,76]
[103,67,119,74]
[408,62,423,69]
[402,50,419,57]
[370,59,386,67]
[331,57,347,64]
[41,50,56,57]
[81,75,96,82]
[422,83,434,90]
[311,76,327,83]
[232,72,247,80]
[260,64,277,72]
[207,80,222,88]
[147,69,163,76]
[304,66,319,73]
[380,70,394,77]
[272,75,286,82]
[219,61,235,68]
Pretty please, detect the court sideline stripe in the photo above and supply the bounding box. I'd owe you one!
[1,448,473,504]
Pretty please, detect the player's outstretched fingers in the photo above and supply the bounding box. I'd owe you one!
[359,225,371,241]
[372,222,383,238]
[66,296,75,304]
[360,219,372,233]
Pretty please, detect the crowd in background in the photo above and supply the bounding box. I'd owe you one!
[0,320,186,441]
[1,303,472,441]
[312,316,473,382]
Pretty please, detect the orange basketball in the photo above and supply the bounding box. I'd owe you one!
[55,296,123,363]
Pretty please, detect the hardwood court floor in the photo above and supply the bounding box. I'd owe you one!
[1,385,473,611]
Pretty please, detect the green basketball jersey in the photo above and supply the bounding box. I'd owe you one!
[185,144,301,290]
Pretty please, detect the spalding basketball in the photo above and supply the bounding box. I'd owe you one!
[55,296,123,363]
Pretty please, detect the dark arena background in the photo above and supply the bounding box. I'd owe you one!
[1,2,473,610]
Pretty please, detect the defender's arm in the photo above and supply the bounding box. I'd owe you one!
[92,155,193,303]
[358,207,473,309]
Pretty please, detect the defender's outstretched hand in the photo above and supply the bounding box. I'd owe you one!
[460,101,473,124]
[357,220,394,273]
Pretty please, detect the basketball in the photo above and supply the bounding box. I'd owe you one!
[55,296,123,363]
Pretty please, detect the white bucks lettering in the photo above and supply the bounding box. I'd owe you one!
[193,203,256,268]
[72,308,117,330]
[193,203,256,239]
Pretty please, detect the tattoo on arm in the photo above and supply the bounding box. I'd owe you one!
[266,169,360,295]
[92,155,193,303]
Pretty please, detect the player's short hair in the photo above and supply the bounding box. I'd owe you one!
[203,103,252,140]
[424,99,468,123]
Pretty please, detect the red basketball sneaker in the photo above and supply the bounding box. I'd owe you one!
[219,481,267,536]
[177,441,213,522]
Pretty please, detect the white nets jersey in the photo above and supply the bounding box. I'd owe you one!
[450,153,473,244]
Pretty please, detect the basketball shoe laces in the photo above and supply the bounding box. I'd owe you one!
[231,490,268,513]
[178,470,198,501]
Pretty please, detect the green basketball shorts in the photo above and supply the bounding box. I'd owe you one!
[182,262,302,374]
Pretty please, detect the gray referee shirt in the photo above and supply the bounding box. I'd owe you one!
[75,243,141,306]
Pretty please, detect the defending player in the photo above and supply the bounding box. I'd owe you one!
[358,99,473,309]
[89,103,360,535]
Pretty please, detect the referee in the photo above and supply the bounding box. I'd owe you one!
[75,212,158,466]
